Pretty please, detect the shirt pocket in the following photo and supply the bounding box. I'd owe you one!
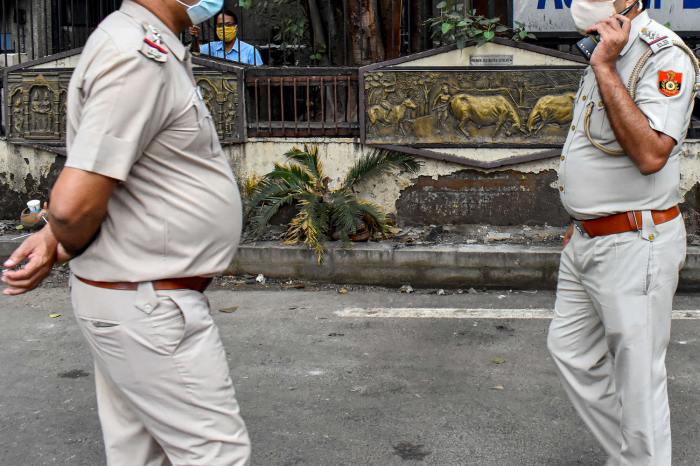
[586,87,622,151]
[168,91,220,159]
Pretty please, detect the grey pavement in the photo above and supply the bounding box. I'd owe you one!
[2,286,700,465]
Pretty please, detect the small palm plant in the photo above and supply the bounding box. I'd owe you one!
[246,144,421,263]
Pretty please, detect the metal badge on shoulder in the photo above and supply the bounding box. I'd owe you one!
[639,23,673,54]
[140,23,168,63]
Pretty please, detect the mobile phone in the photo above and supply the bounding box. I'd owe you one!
[576,0,640,60]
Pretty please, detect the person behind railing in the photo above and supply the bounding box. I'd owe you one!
[189,8,262,65]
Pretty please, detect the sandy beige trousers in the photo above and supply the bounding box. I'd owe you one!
[70,275,251,466]
[548,213,686,466]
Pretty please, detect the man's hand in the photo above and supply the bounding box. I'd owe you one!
[1,225,72,296]
[563,223,575,250]
[587,14,632,71]
[189,26,200,39]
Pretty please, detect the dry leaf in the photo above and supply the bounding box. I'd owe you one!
[491,386,504,390]
[492,358,505,364]
[49,314,60,318]
[338,289,348,294]
[219,307,238,314]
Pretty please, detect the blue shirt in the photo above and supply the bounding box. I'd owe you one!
[200,39,263,66]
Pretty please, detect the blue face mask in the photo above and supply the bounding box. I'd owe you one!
[175,0,224,25]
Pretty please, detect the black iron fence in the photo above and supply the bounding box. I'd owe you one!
[0,0,515,67]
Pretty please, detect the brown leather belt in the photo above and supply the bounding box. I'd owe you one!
[574,205,680,238]
[76,275,212,293]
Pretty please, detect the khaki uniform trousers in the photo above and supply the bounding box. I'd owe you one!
[548,213,686,466]
[70,275,251,466]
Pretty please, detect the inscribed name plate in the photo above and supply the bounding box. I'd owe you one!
[363,68,585,146]
[470,55,514,66]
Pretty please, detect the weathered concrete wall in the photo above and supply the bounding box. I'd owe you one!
[31,54,82,69]
[0,143,63,218]
[2,138,700,233]
[227,137,700,230]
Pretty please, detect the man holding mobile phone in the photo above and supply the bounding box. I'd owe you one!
[548,0,699,464]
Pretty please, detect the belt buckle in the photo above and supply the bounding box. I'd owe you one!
[572,219,586,236]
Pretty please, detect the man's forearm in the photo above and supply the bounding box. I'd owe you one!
[49,212,103,257]
[594,65,671,174]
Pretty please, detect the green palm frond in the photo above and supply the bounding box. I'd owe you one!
[342,149,422,190]
[329,189,363,234]
[248,191,307,239]
[247,178,293,212]
[284,197,329,263]
[268,162,315,190]
[357,201,389,235]
[284,144,324,188]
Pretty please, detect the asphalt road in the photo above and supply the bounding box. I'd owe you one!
[2,286,700,466]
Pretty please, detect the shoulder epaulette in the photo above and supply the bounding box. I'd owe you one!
[139,23,168,63]
[639,21,674,54]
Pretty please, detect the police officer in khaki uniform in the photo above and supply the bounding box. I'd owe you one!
[547,0,699,464]
[2,1,251,464]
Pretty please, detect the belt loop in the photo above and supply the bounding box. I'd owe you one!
[626,212,640,231]
[641,210,657,241]
[580,220,594,238]
[134,281,159,314]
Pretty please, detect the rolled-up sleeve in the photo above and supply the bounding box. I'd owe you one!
[634,45,696,144]
[66,41,166,181]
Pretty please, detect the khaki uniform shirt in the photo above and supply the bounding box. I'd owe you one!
[559,11,697,220]
[65,0,242,282]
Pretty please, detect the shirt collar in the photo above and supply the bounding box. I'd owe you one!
[212,40,243,55]
[620,9,652,56]
[120,0,187,61]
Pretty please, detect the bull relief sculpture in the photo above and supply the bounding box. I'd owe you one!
[363,69,584,146]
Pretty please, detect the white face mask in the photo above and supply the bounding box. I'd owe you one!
[570,0,625,35]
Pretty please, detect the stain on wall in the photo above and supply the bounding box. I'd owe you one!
[396,169,570,226]
[0,143,64,219]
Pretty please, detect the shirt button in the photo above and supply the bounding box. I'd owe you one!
[598,101,603,107]
[571,125,575,131]
[649,234,655,241]
[144,304,153,313]
[561,156,565,161]
[559,186,564,192]
[582,95,587,101]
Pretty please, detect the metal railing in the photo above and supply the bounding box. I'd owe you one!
[245,68,359,137]
[0,0,122,65]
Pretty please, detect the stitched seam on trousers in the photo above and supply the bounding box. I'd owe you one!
[645,278,655,455]
[167,296,200,400]
[643,241,653,295]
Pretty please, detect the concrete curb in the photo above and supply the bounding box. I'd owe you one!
[228,241,700,292]
[3,235,700,291]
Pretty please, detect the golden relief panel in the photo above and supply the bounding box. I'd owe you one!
[193,70,241,143]
[6,72,71,143]
[6,70,242,144]
[362,69,585,146]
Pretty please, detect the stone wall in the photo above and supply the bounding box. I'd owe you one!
[4,138,700,233]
